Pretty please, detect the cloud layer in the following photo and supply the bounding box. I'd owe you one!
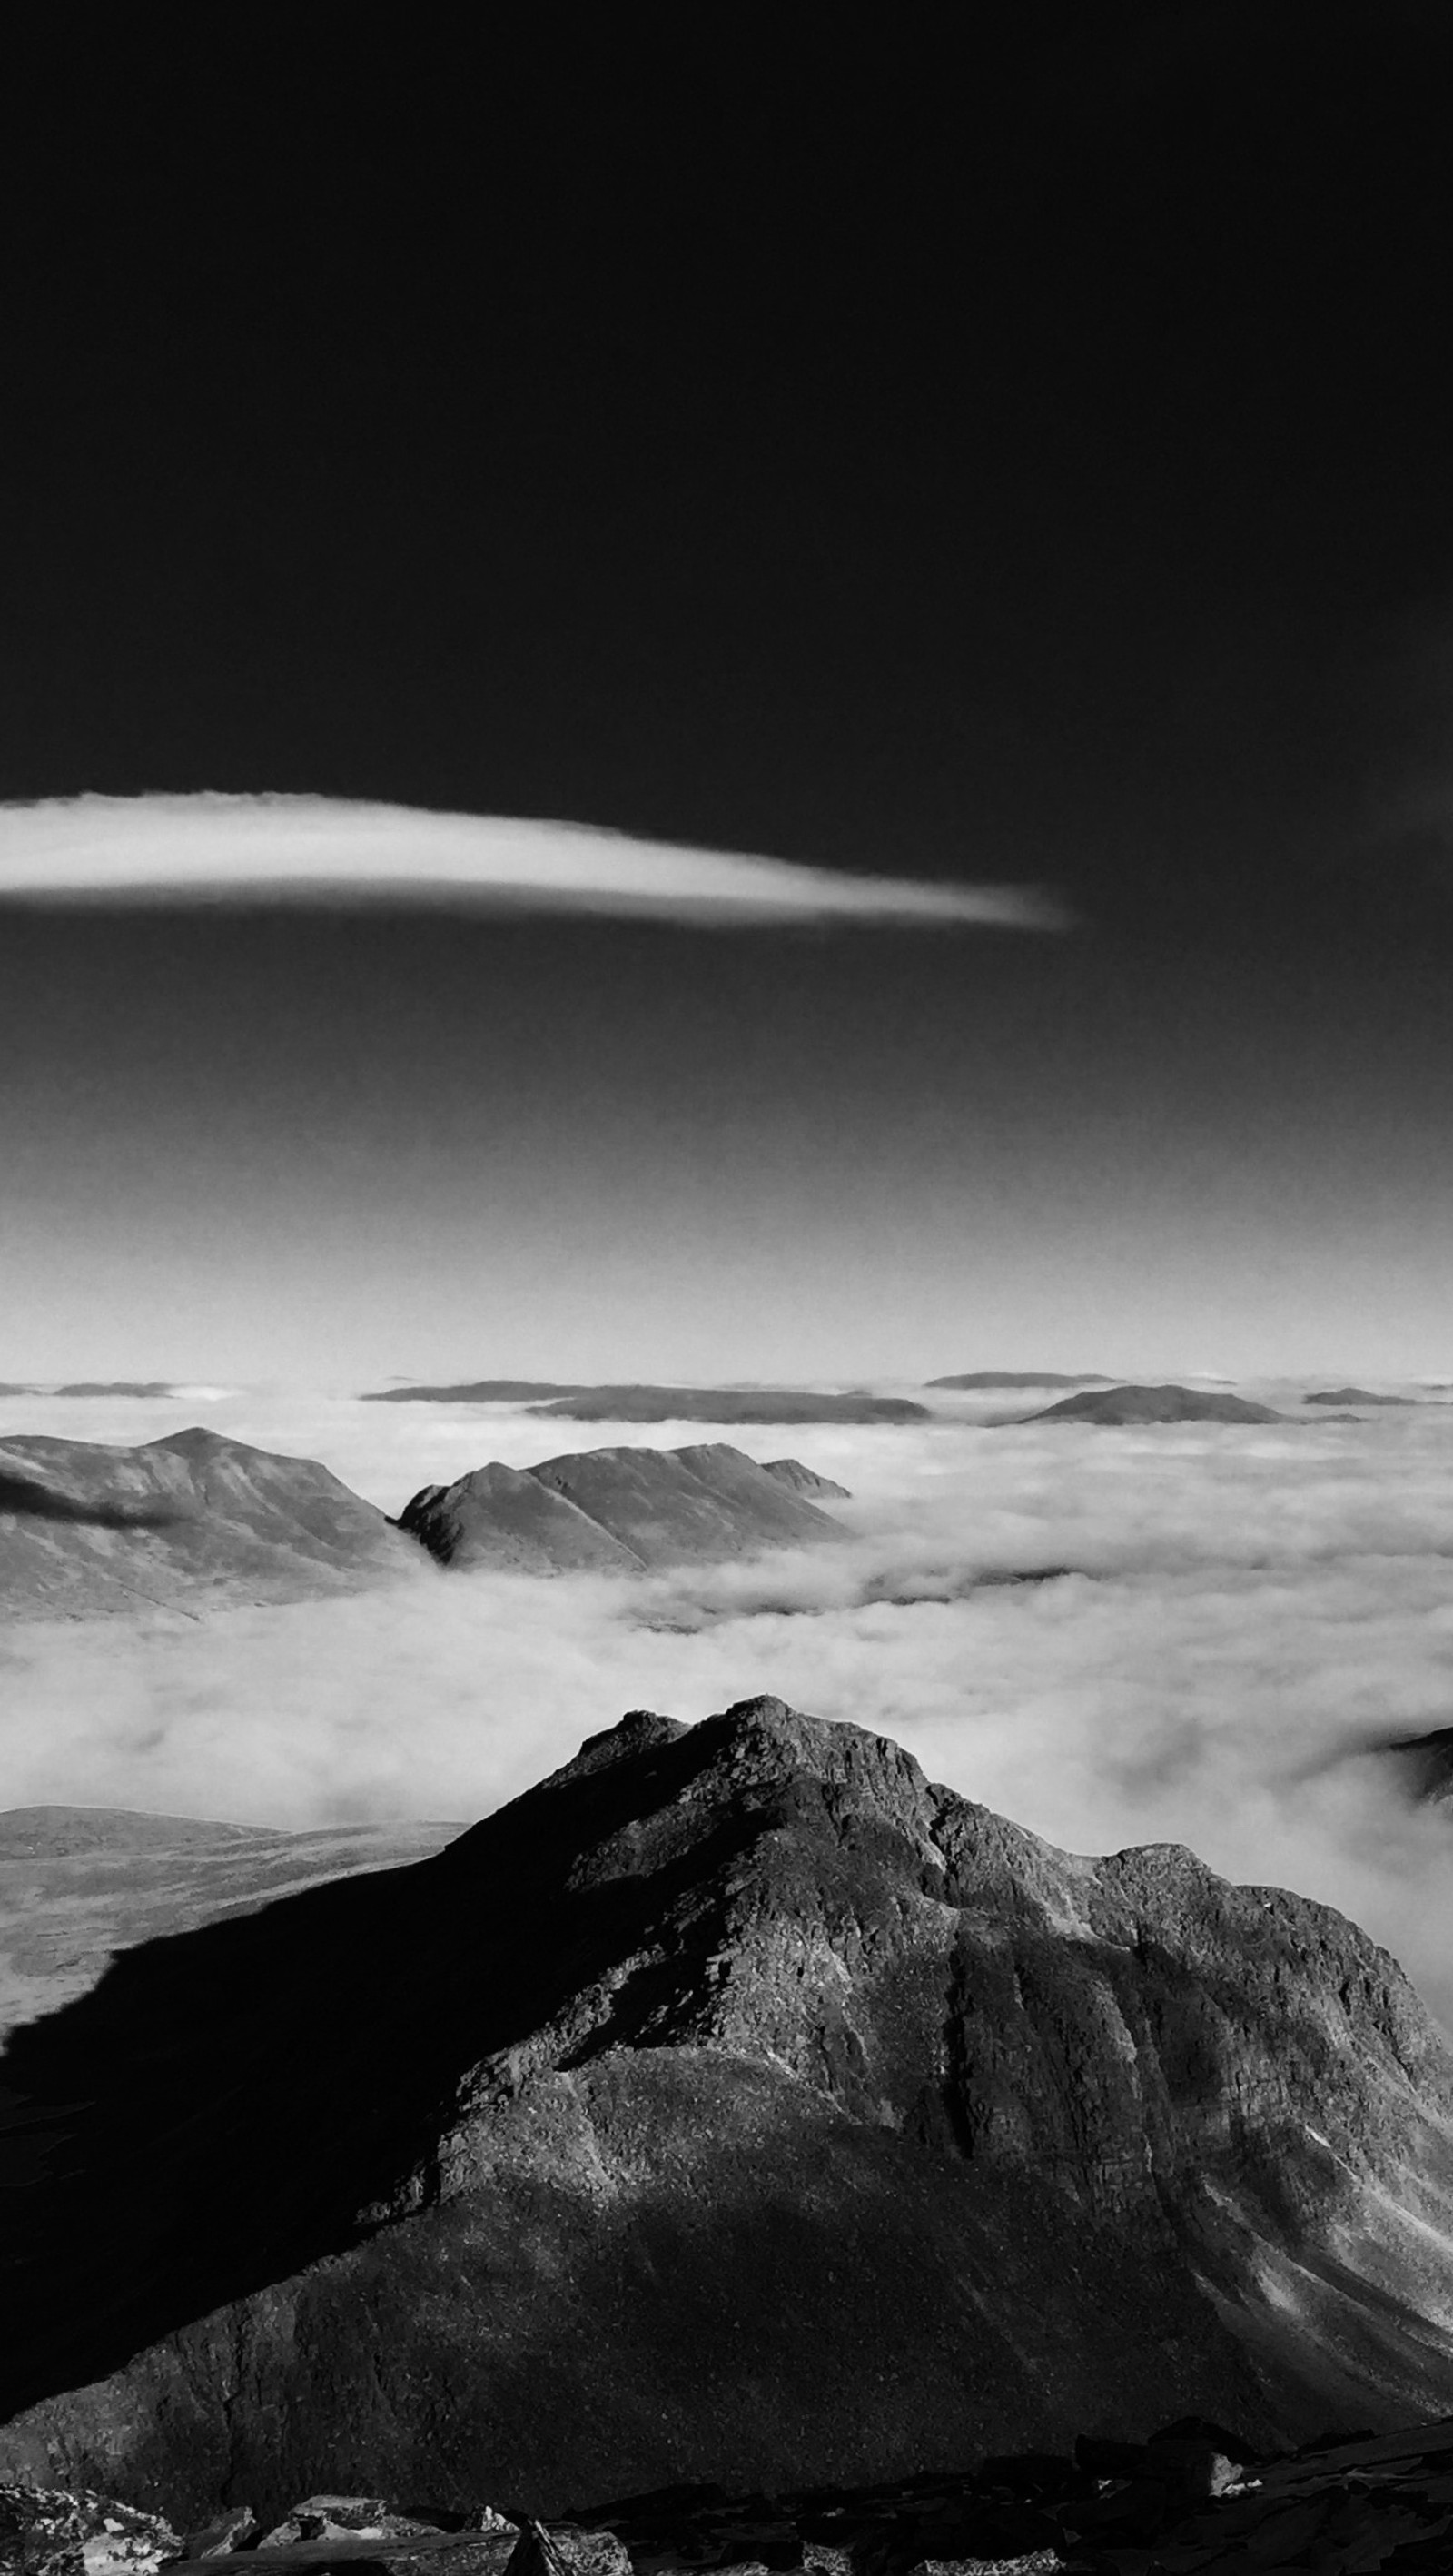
[5,1388,1453,2024]
[0,795,1066,930]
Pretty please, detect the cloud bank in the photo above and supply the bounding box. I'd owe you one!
[0,795,1067,930]
[5,1390,1453,2024]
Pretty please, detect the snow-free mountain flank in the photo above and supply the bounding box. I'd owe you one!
[4,1698,1453,2522]
[0,1427,423,1617]
[397,1442,847,1571]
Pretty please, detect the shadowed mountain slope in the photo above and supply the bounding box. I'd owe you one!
[1381,1727,1453,1805]
[0,1808,466,2042]
[0,1428,428,1617]
[397,1443,846,1571]
[3,1700,1453,2526]
[1024,1383,1284,1425]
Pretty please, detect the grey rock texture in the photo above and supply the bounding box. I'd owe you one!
[1023,1385,1283,1426]
[397,1445,845,1572]
[2,1702,1453,2523]
[0,1428,426,1618]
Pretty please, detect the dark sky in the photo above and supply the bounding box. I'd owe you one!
[3,5,1452,1381]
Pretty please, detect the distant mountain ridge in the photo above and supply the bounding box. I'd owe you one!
[927,1371,1112,1389]
[367,1382,926,1423]
[0,1426,423,1618]
[1305,1387,1418,1406]
[398,1442,848,1571]
[1023,1383,1284,1425]
[4,1699,1453,2522]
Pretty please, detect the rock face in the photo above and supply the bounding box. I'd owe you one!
[397,1444,846,1571]
[4,1700,1453,2524]
[0,1808,466,2045]
[1024,1383,1283,1426]
[0,1428,425,1618]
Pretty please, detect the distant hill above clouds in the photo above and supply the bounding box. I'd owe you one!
[0,1426,423,1618]
[362,1380,586,1402]
[5,1699,1453,2519]
[1023,1383,1285,1425]
[926,1371,1112,1389]
[398,1442,847,1572]
[367,1382,926,1423]
[1305,1387,1419,1406]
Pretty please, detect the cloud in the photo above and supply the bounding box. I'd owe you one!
[0,794,1068,931]
[6,1391,1453,2025]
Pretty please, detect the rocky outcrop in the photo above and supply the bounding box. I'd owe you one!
[1023,1384,1283,1425]
[14,2421,1453,2576]
[4,1701,1453,2522]
[396,1446,846,1571]
[0,1429,425,1618]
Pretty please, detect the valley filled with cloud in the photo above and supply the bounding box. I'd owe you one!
[5,1382,1453,2023]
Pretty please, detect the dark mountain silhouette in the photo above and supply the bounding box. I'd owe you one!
[1024,1383,1284,1425]
[3,1699,1453,2527]
[927,1371,1112,1389]
[398,1444,846,1571]
[1304,1387,1418,1407]
[365,1385,926,1422]
[0,1427,425,1616]
[529,1388,928,1425]
[0,1808,466,2044]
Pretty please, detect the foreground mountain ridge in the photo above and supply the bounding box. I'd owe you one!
[3,1698,1453,2521]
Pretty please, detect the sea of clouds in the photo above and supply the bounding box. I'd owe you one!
[5,1382,1453,2020]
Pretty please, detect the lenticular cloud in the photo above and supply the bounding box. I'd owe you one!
[0,794,1066,930]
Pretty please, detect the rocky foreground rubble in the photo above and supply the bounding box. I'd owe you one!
[7,2413,1453,2576]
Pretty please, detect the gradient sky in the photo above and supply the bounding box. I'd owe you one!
[4,7,1453,1382]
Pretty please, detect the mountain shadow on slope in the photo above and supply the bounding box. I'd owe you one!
[3,1702,1453,2524]
[397,1443,847,1570]
[1023,1384,1284,1425]
[0,1428,424,1616]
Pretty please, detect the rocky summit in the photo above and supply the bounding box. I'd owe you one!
[396,1444,847,1571]
[3,1700,1453,2527]
[0,1428,425,1618]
